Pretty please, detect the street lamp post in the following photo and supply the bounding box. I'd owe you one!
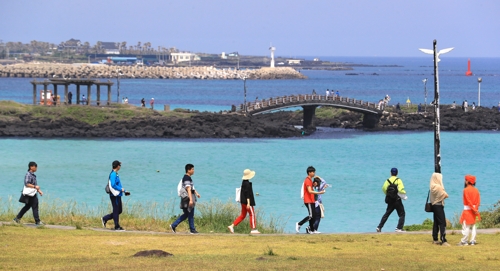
[419,40,454,174]
[477,77,482,107]
[423,78,427,112]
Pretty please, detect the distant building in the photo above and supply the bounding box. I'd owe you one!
[58,38,81,52]
[101,42,120,55]
[221,52,227,59]
[170,52,199,64]
[287,59,301,65]
[313,58,320,61]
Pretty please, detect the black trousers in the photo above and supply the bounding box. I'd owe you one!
[298,203,314,230]
[103,195,122,228]
[378,199,405,230]
[432,204,447,243]
[16,195,40,223]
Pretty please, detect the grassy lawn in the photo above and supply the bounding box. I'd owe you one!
[1,224,499,270]
[0,101,194,125]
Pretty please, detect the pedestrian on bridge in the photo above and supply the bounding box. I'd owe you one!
[326,89,330,97]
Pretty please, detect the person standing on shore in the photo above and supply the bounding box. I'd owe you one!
[430,172,449,246]
[376,168,407,233]
[227,169,260,234]
[13,161,44,225]
[458,175,481,246]
[296,166,325,234]
[141,98,145,107]
[150,98,154,110]
[68,91,72,105]
[171,164,201,234]
[101,160,128,231]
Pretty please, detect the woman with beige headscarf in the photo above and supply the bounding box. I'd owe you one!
[430,172,449,246]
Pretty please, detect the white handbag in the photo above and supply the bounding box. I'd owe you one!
[235,187,241,202]
[22,186,37,197]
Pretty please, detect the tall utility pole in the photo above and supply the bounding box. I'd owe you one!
[243,77,247,114]
[419,40,454,173]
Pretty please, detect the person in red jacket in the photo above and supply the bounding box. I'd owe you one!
[458,175,481,246]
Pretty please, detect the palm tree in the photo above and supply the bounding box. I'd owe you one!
[96,41,102,54]
[137,42,142,55]
[121,41,127,54]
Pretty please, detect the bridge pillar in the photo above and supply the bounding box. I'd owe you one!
[362,113,381,128]
[302,105,318,129]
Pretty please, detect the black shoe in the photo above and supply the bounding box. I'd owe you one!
[13,218,20,224]
[101,217,107,228]
[190,230,199,234]
[305,227,310,234]
[170,224,176,233]
[35,221,44,226]
[115,227,125,231]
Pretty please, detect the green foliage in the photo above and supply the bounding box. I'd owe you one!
[478,200,500,228]
[195,198,286,234]
[315,106,347,119]
[0,196,285,234]
[404,218,434,231]
[264,246,277,256]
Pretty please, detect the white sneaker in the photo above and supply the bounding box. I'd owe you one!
[314,231,321,234]
[250,229,261,234]
[395,228,406,233]
[295,222,301,233]
[227,225,234,234]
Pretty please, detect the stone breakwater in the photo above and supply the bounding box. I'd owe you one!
[314,107,500,131]
[0,64,306,80]
[0,111,302,138]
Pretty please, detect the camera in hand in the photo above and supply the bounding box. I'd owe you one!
[125,191,131,196]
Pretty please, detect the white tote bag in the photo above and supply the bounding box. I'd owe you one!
[235,187,241,202]
[22,186,37,197]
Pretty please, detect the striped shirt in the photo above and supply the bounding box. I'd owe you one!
[24,171,37,186]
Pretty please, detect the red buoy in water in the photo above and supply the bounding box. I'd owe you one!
[465,58,472,76]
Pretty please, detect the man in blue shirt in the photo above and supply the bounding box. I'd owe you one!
[101,160,128,231]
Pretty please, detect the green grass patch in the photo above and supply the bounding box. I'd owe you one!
[0,101,195,125]
[0,196,284,234]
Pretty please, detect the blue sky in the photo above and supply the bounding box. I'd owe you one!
[1,0,499,57]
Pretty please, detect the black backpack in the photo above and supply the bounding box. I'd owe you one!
[385,178,399,203]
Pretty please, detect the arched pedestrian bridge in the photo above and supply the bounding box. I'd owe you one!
[238,94,383,129]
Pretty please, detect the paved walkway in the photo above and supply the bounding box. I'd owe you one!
[2,221,500,235]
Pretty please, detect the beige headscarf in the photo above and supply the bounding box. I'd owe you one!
[430,172,448,205]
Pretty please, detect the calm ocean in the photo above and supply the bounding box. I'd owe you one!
[0,57,499,233]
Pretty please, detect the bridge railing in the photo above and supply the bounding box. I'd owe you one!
[240,94,378,113]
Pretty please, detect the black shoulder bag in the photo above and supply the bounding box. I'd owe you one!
[425,190,432,212]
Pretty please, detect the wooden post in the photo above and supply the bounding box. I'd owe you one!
[64,84,69,105]
[107,82,111,106]
[87,84,91,105]
[96,84,101,106]
[32,81,37,105]
[43,83,48,106]
[53,84,58,105]
[76,84,81,105]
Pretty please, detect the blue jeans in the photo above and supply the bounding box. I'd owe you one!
[103,195,122,229]
[172,207,196,231]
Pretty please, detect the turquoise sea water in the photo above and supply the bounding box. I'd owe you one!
[0,130,499,233]
[1,56,499,233]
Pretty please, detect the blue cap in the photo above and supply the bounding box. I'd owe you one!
[391,168,398,175]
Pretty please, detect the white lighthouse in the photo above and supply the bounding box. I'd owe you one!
[269,44,275,68]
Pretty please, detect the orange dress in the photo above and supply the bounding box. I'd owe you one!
[459,186,481,225]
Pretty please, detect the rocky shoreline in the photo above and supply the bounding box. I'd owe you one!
[0,63,306,80]
[314,106,500,131]
[0,106,498,139]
